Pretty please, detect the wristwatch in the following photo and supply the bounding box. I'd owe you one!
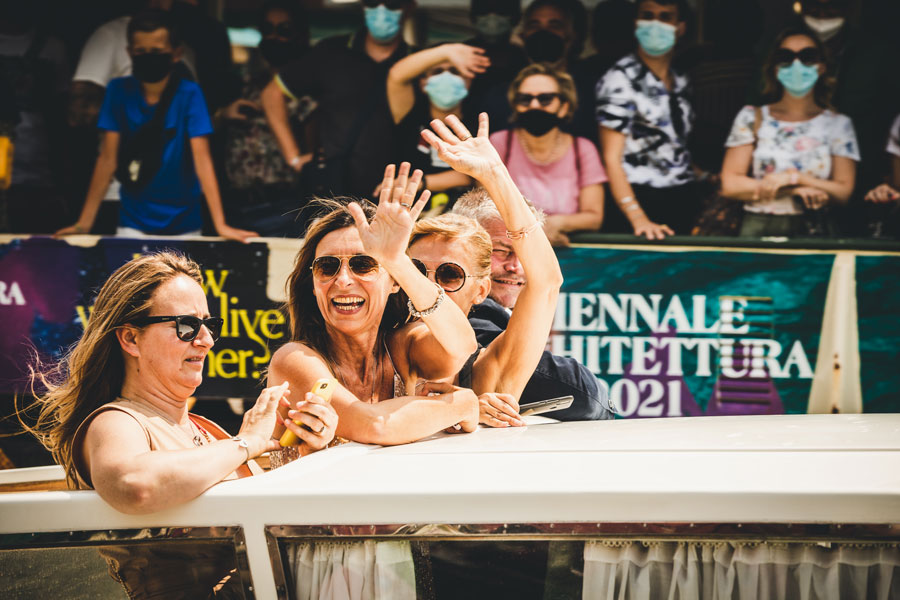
[289,155,303,169]
[231,436,250,462]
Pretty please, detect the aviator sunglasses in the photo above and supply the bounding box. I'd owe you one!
[411,258,475,293]
[131,315,224,342]
[311,255,381,281]
[513,92,561,108]
[773,47,821,67]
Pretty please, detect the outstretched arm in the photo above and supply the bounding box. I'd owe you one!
[347,164,478,381]
[269,344,478,445]
[422,113,564,399]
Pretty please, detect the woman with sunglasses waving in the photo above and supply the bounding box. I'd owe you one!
[413,112,564,427]
[268,163,480,446]
[720,25,859,237]
[24,252,338,517]
[385,43,490,207]
[490,63,606,246]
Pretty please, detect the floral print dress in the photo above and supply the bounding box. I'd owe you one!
[725,105,860,215]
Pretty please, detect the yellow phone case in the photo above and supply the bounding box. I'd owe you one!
[279,378,335,447]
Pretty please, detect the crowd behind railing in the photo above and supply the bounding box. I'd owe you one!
[0,0,899,242]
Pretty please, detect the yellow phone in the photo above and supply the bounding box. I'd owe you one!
[279,378,336,447]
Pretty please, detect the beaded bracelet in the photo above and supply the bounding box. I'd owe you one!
[506,221,541,240]
[408,284,446,318]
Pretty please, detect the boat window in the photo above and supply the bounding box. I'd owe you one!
[268,530,900,600]
[0,528,253,599]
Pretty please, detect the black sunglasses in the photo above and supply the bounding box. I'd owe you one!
[361,0,408,10]
[311,255,381,281]
[131,315,224,342]
[773,48,821,67]
[411,258,475,293]
[513,92,561,108]
[259,21,296,38]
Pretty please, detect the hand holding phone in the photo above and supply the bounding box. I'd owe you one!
[519,395,574,417]
[279,378,336,446]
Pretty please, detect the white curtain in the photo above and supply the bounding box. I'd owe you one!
[288,541,416,600]
[583,540,900,600]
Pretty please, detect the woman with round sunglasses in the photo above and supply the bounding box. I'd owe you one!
[490,63,606,246]
[24,251,338,516]
[269,163,480,446]
[412,112,563,427]
[385,43,490,205]
[720,25,859,237]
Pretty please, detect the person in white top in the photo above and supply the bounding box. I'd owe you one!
[720,25,859,237]
[864,114,900,204]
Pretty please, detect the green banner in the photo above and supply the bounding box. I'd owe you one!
[552,247,837,417]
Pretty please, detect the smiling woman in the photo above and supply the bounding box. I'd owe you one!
[269,163,481,446]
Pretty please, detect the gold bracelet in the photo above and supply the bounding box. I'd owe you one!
[506,221,540,240]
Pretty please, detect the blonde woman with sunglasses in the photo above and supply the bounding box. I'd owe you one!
[410,112,564,428]
[269,163,480,446]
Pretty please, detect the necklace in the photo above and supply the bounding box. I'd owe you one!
[188,417,212,447]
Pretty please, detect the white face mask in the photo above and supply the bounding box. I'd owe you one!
[803,15,845,41]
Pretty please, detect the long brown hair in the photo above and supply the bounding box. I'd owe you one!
[21,251,202,488]
[760,24,835,109]
[285,197,408,366]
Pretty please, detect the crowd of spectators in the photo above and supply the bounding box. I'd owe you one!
[0,0,899,241]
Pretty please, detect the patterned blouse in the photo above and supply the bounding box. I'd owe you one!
[725,105,860,215]
[596,53,694,188]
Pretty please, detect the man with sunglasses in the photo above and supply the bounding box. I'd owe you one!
[261,0,416,199]
[452,189,613,422]
[597,0,699,240]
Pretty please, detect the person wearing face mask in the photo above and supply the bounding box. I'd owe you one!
[55,10,256,242]
[261,0,416,201]
[796,0,900,235]
[490,63,606,246]
[720,26,859,238]
[387,43,490,210]
[462,0,529,127]
[597,0,698,240]
[220,0,315,237]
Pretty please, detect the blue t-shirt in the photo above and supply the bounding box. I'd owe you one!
[98,76,213,234]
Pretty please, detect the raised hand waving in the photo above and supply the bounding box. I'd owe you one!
[420,113,503,182]
[347,162,431,265]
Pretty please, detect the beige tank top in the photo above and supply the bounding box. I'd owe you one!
[72,398,259,489]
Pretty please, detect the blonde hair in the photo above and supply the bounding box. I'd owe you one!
[21,251,202,488]
[409,213,492,277]
[508,63,578,121]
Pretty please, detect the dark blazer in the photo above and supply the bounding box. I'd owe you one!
[469,298,614,421]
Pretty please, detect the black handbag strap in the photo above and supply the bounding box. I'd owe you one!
[140,74,181,136]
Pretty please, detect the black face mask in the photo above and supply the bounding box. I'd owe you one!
[258,39,304,67]
[132,53,175,83]
[524,29,566,64]
[516,109,562,136]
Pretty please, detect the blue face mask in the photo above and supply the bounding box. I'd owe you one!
[365,5,403,43]
[777,59,819,98]
[424,71,469,110]
[635,19,677,56]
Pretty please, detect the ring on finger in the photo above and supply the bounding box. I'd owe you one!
[400,203,411,208]
[459,134,471,141]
